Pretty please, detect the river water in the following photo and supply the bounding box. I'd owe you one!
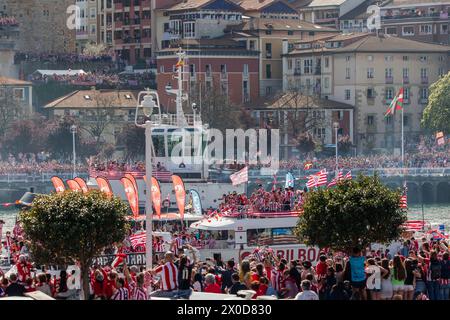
[1,204,449,235]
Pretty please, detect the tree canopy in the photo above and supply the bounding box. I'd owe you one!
[295,174,407,253]
[422,72,450,134]
[20,190,129,299]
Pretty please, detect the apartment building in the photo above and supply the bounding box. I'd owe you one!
[283,33,449,153]
[0,76,33,114]
[98,0,153,65]
[0,0,76,53]
[292,0,366,29]
[76,0,100,52]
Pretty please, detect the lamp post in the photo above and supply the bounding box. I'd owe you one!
[333,122,339,176]
[70,125,77,178]
[135,91,161,295]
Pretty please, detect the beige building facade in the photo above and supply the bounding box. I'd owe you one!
[283,33,450,153]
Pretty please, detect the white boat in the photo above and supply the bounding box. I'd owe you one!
[187,210,322,265]
[87,49,244,209]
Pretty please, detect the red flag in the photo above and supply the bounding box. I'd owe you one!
[171,175,186,221]
[66,179,82,192]
[74,177,89,193]
[344,170,352,180]
[120,177,139,219]
[51,176,66,193]
[95,176,113,198]
[143,175,162,218]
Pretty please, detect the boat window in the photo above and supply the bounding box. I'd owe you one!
[152,135,165,157]
[168,134,183,157]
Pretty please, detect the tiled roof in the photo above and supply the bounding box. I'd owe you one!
[244,92,354,109]
[233,17,339,31]
[0,76,32,86]
[167,0,244,11]
[44,90,140,109]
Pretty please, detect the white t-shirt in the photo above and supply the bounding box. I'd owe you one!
[365,265,381,290]
[295,290,319,300]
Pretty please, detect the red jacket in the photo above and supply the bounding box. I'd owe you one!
[204,283,222,294]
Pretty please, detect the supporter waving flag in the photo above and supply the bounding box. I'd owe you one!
[306,169,327,189]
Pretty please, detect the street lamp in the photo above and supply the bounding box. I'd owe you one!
[333,122,339,176]
[70,125,77,178]
[135,91,161,293]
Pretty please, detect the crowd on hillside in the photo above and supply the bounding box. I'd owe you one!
[14,52,114,65]
[0,153,84,175]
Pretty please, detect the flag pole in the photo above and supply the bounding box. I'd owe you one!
[401,104,404,167]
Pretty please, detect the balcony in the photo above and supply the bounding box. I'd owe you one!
[421,76,428,84]
[385,76,393,84]
[402,76,409,84]
[266,52,272,59]
[381,11,448,21]
[294,68,301,76]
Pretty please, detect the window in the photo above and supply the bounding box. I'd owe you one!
[402,56,409,61]
[265,29,272,35]
[159,65,164,73]
[402,26,414,36]
[367,88,375,98]
[243,64,249,76]
[346,55,351,61]
[345,67,350,79]
[441,24,448,34]
[265,43,272,58]
[303,59,312,74]
[345,89,351,100]
[90,7,96,18]
[183,22,195,38]
[220,64,227,76]
[402,68,409,78]
[170,20,181,35]
[384,55,393,62]
[404,87,410,100]
[367,68,374,78]
[288,30,293,35]
[324,77,329,89]
[314,128,326,139]
[439,56,445,62]
[205,64,211,77]
[419,56,428,62]
[420,68,428,78]
[367,115,374,126]
[403,115,409,126]
[288,59,292,70]
[386,116,392,125]
[189,64,195,77]
[367,55,373,61]
[386,27,397,35]
[420,24,433,34]
[243,80,249,102]
[266,86,272,96]
[325,57,329,68]
[13,88,25,100]
[249,40,256,50]
[420,88,428,99]
[90,24,96,34]
[439,67,445,76]
[266,64,272,78]
[385,68,393,78]
[385,88,394,100]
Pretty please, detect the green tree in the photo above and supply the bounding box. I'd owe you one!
[422,72,450,134]
[117,124,145,160]
[295,131,316,154]
[295,174,407,253]
[20,190,129,300]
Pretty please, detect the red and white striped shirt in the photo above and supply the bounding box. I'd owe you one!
[129,281,147,300]
[154,262,178,291]
[271,269,283,292]
[111,287,129,300]
[172,237,183,252]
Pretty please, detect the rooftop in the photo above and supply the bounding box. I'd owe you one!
[244,92,354,109]
[0,76,32,86]
[237,0,298,13]
[167,0,245,11]
[231,17,339,31]
[44,90,140,109]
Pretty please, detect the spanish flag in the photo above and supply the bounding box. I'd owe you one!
[304,162,313,170]
[175,57,184,69]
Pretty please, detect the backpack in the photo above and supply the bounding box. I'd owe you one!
[430,261,441,280]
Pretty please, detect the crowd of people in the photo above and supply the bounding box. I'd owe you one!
[14,52,114,66]
[217,187,303,214]
[1,212,449,300]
